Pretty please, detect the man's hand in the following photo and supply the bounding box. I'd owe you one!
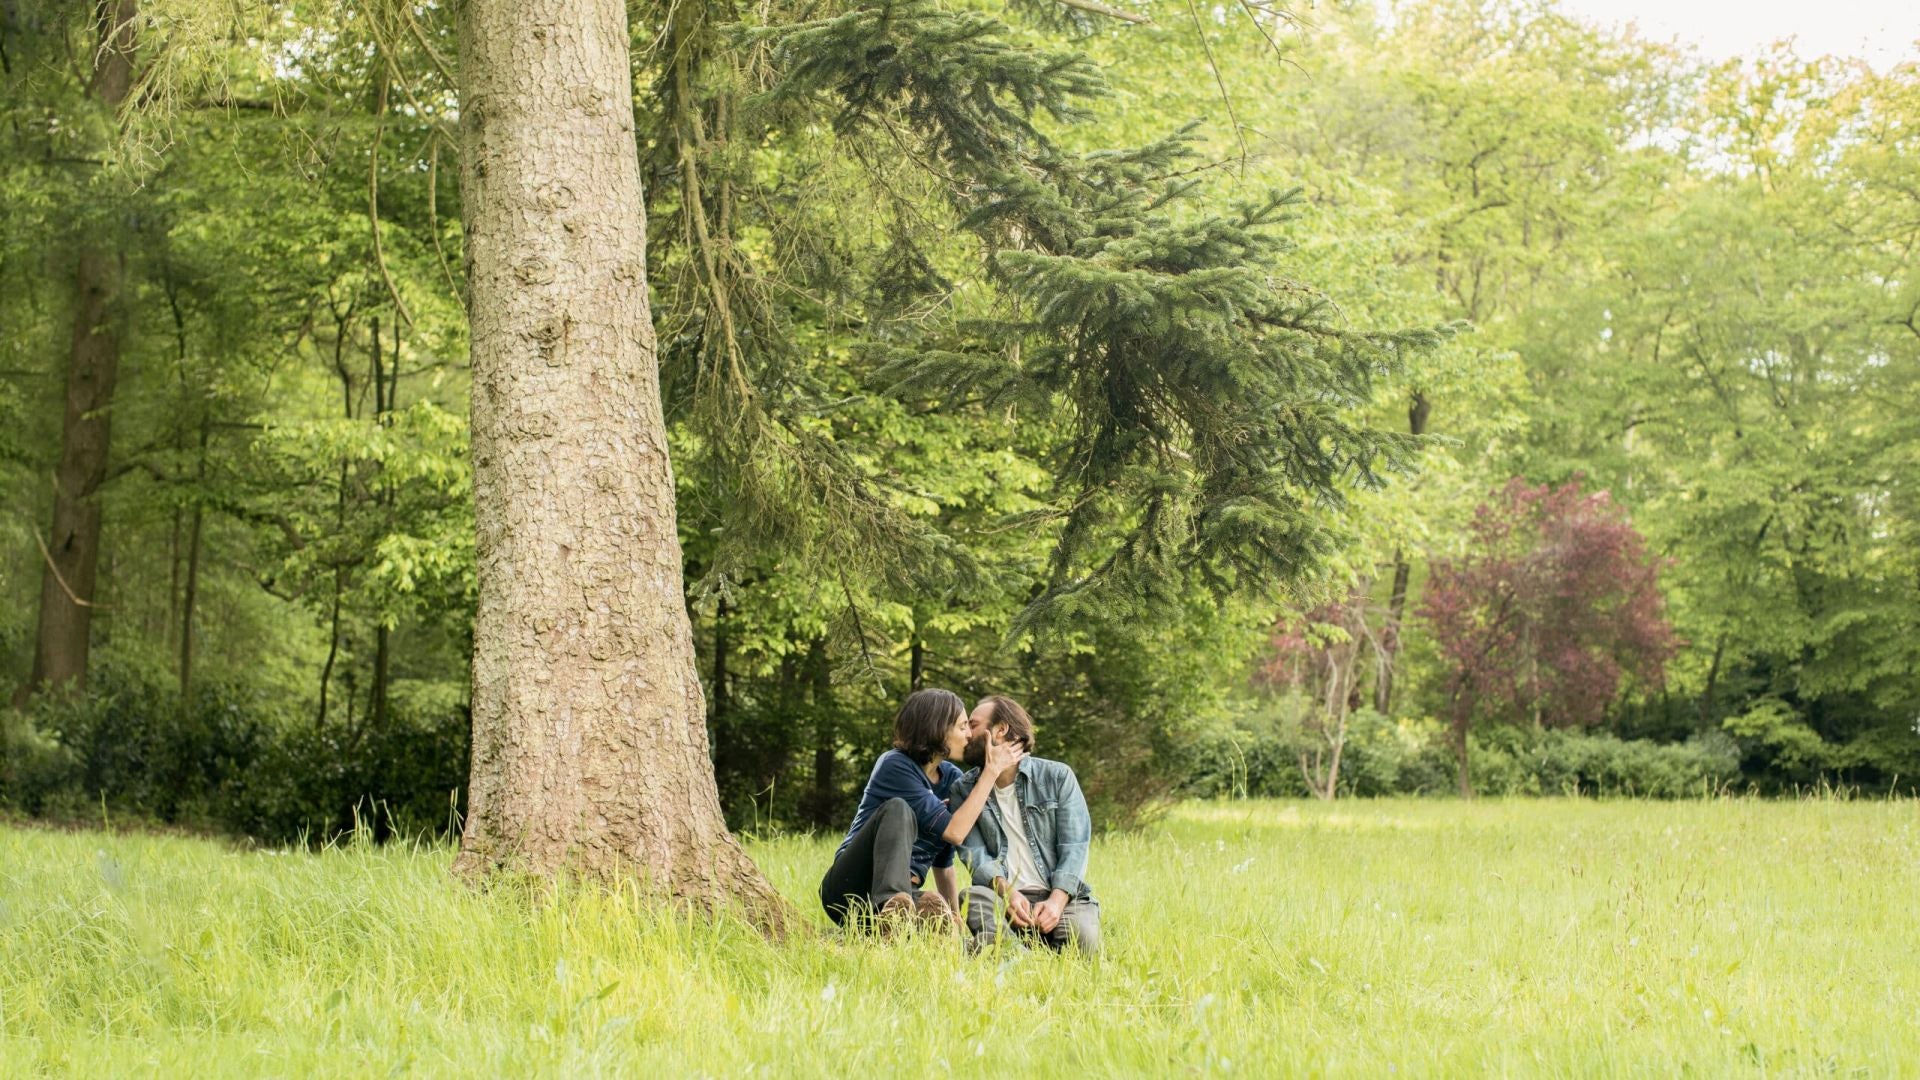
[1006,889,1036,928]
[1033,890,1069,934]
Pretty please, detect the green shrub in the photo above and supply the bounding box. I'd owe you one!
[11,664,270,825]
[1181,706,1745,801]
[1527,728,1741,797]
[1337,711,1456,796]
[0,707,72,815]
[221,704,469,843]
[1461,728,1539,796]
[1176,698,1306,800]
[0,663,467,844]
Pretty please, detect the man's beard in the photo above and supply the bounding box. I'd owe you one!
[962,733,988,770]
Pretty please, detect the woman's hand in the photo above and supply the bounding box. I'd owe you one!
[983,731,1026,780]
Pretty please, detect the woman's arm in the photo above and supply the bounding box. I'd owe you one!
[940,774,997,846]
[940,736,1023,845]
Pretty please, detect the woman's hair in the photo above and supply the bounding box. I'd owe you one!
[974,695,1034,751]
[891,688,966,764]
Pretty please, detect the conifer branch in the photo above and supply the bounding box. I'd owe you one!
[1054,0,1151,24]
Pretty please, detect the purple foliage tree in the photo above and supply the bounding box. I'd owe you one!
[1419,479,1679,796]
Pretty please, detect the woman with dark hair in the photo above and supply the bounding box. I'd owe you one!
[819,687,1024,932]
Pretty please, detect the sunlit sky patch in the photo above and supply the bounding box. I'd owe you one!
[1553,0,1917,71]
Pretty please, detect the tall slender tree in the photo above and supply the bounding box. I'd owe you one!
[18,0,139,704]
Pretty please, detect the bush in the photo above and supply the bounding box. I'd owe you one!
[1462,730,1540,796]
[1180,705,1743,801]
[0,663,468,844]
[222,703,469,843]
[1528,728,1742,797]
[1337,711,1456,797]
[0,707,73,815]
[9,664,272,824]
[1176,698,1305,800]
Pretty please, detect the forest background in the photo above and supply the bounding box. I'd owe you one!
[4,0,1917,842]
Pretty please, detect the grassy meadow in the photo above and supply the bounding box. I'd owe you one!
[2,798,1916,1077]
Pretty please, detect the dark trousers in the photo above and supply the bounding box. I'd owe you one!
[819,797,918,926]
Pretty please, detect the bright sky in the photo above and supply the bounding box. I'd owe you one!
[1553,0,1919,70]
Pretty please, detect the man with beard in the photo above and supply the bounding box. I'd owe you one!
[950,695,1101,955]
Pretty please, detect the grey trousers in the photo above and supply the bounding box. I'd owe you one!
[964,884,1101,956]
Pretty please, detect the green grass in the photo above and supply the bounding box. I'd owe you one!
[2,798,1916,1077]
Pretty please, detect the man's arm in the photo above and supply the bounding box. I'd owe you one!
[1047,765,1092,898]
[1031,765,1091,933]
[931,865,961,919]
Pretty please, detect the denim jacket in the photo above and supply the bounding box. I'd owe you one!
[949,756,1094,900]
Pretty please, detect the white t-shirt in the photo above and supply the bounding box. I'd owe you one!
[992,782,1048,893]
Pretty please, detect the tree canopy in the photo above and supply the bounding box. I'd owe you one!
[2,0,1916,836]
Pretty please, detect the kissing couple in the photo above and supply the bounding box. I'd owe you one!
[817,688,1100,954]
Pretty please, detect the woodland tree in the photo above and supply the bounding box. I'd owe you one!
[451,0,790,930]
[1420,479,1678,795]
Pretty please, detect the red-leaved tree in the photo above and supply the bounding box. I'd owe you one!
[1418,479,1679,796]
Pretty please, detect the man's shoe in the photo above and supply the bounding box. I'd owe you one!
[914,890,958,933]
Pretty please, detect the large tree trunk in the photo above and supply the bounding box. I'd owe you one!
[453,0,791,934]
[19,0,139,705]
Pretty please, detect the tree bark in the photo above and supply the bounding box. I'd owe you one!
[453,0,791,934]
[1451,712,1473,799]
[19,0,140,704]
[369,624,390,731]
[1374,390,1430,715]
[163,267,189,657]
[711,596,729,735]
[316,570,343,726]
[804,636,837,829]
[166,504,181,650]
[368,315,391,733]
[1698,633,1726,730]
[1325,728,1345,799]
[178,420,207,699]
